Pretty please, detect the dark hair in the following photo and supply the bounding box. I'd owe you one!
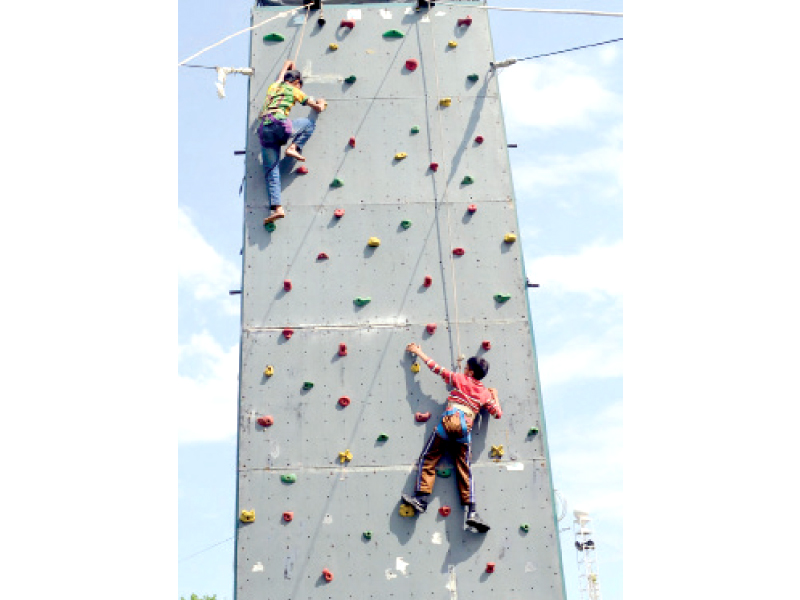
[284,69,303,85]
[467,356,489,380]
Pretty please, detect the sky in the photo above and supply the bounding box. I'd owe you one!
[178,1,622,599]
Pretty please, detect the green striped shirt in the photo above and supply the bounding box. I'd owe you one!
[259,81,308,120]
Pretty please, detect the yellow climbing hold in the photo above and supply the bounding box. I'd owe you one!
[264,365,275,377]
[339,449,353,463]
[490,445,505,459]
[394,152,408,160]
[329,43,339,50]
[504,233,517,243]
[439,97,452,107]
[448,40,458,48]
[399,504,415,517]
[240,510,255,523]
[368,237,381,247]
[411,362,421,373]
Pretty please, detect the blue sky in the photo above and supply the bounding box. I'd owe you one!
[179,1,621,598]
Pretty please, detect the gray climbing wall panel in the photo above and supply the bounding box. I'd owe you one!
[236,2,567,599]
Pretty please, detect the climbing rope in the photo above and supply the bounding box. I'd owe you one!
[290,3,312,64]
[491,37,624,69]
[439,3,623,18]
[178,535,234,562]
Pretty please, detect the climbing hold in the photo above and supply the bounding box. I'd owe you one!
[263,33,285,42]
[439,97,452,107]
[461,175,475,185]
[240,510,255,523]
[504,233,517,243]
[453,248,465,256]
[282,328,294,339]
[257,415,274,427]
[340,19,355,29]
[344,75,357,84]
[317,252,329,260]
[411,125,420,134]
[363,531,373,540]
[322,569,334,582]
[283,279,292,291]
[331,177,344,187]
[283,511,293,522]
[400,219,412,229]
[354,297,371,306]
[399,504,415,517]
[467,73,480,82]
[436,467,452,478]
[303,381,314,390]
[264,221,277,232]
[415,412,431,422]
[467,204,478,213]
[367,237,381,247]
[329,43,338,50]
[494,293,511,303]
[339,449,353,463]
[423,275,433,287]
[348,136,356,148]
[394,152,408,160]
[520,523,530,532]
[411,362,420,373]
[405,58,419,71]
[486,563,496,574]
[338,342,347,356]
[528,427,539,436]
[482,340,491,350]
[377,433,389,442]
[334,208,345,218]
[264,365,275,377]
[490,444,505,459]
[426,323,437,335]
[429,162,439,172]
[338,396,351,407]
[439,505,452,517]
[296,165,309,174]
[474,135,484,144]
[457,15,473,27]
[448,40,458,48]
[383,29,405,38]
[280,474,297,483]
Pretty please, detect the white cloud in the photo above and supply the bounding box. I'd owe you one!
[178,206,240,314]
[527,241,623,298]
[498,58,620,132]
[178,330,239,443]
[538,325,622,386]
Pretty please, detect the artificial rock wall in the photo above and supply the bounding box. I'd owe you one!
[235,2,567,599]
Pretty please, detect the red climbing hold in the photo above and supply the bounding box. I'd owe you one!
[283,511,294,522]
[467,204,477,214]
[282,328,294,340]
[482,340,492,350]
[475,135,484,144]
[423,275,433,287]
[429,162,439,172]
[338,396,351,407]
[453,248,465,256]
[486,562,496,574]
[283,279,292,291]
[339,343,348,356]
[415,412,431,422]
[296,165,309,174]
[317,252,329,260]
[405,58,419,71]
[348,136,356,148]
[257,415,274,427]
[439,505,451,517]
[426,323,437,335]
[458,16,473,27]
[322,569,334,582]
[334,208,345,218]
[340,19,355,29]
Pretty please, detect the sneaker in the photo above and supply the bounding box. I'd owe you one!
[400,493,427,514]
[466,511,490,533]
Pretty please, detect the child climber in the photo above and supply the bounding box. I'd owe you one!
[259,60,327,225]
[401,343,502,533]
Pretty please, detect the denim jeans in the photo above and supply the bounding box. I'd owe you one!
[260,117,316,209]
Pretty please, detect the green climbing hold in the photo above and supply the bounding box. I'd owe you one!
[383,29,405,38]
[331,178,344,188]
[410,126,420,134]
[467,73,480,82]
[264,221,277,232]
[344,75,357,84]
[461,175,475,185]
[303,381,314,390]
[400,220,412,230]
[363,531,373,540]
[494,293,511,303]
[436,467,452,478]
[354,297,372,306]
[377,433,389,442]
[528,427,539,436]
[281,474,297,483]
[263,33,285,42]
[520,523,530,532]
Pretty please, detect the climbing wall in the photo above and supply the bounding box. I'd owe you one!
[235,2,567,599]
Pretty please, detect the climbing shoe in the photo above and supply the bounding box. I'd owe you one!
[401,493,428,514]
[466,511,490,533]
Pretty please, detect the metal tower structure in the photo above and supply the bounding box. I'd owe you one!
[573,510,602,600]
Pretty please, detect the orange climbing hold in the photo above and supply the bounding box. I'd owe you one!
[467,204,477,214]
[322,569,334,582]
[334,208,345,218]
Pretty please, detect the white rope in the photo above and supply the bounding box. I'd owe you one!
[438,3,623,17]
[178,8,300,67]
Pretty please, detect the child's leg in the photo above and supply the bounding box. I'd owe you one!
[415,430,446,496]
[285,118,316,160]
[454,439,475,506]
[261,145,284,222]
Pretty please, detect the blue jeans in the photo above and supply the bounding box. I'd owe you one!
[260,117,316,209]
